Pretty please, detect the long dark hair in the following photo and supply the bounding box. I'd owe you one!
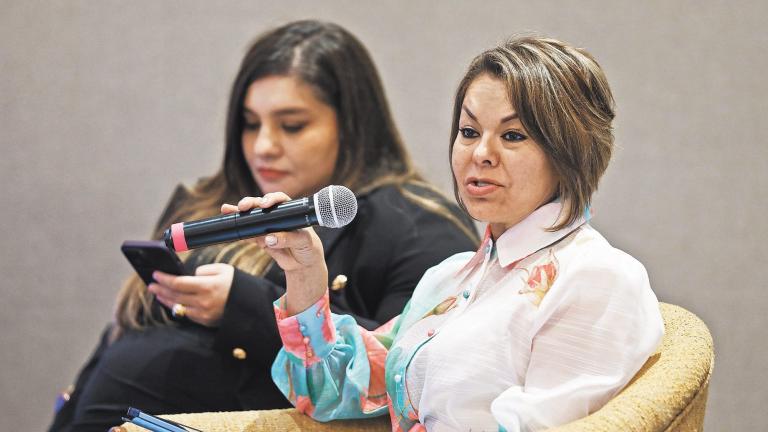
[224,20,416,197]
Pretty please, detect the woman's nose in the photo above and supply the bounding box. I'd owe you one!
[472,136,499,167]
[251,128,282,158]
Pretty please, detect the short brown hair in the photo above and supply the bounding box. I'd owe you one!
[450,36,616,230]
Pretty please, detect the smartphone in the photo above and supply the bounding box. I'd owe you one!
[125,406,202,432]
[121,240,187,286]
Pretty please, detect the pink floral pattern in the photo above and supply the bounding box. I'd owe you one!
[519,250,559,306]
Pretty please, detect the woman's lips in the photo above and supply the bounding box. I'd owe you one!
[256,168,289,182]
[464,178,502,196]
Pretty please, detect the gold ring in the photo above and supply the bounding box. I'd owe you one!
[171,303,187,318]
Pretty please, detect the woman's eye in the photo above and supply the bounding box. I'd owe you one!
[502,131,527,142]
[459,127,479,138]
[282,123,306,134]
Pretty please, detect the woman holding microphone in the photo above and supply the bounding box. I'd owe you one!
[237,36,664,431]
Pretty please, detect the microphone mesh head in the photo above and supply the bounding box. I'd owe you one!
[314,185,358,228]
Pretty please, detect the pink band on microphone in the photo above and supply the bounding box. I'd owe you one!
[170,222,189,252]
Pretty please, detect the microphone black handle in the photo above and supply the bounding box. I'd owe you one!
[164,197,318,251]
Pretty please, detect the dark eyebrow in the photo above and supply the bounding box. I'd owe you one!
[462,106,519,124]
[243,107,309,116]
[274,108,310,116]
[500,112,519,123]
[462,105,478,121]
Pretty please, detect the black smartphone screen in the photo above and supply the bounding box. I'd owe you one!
[121,240,186,286]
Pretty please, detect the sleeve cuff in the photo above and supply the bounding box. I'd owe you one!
[273,290,336,367]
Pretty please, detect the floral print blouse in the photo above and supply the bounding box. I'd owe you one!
[271,202,664,431]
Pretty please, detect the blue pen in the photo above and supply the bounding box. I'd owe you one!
[126,415,174,432]
[126,408,190,432]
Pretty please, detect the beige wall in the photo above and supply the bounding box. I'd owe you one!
[2,1,765,430]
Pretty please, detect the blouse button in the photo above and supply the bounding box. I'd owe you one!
[299,324,306,332]
[302,337,310,345]
[394,374,402,383]
[462,290,470,299]
[316,310,322,318]
[427,329,435,337]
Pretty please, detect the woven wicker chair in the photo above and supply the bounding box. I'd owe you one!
[119,303,713,432]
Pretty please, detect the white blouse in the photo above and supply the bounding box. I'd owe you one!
[272,202,664,431]
[404,204,662,430]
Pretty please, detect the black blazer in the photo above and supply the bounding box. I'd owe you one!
[49,183,477,432]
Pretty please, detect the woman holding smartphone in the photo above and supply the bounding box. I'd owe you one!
[49,20,477,432]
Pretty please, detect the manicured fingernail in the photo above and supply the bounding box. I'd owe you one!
[265,235,277,247]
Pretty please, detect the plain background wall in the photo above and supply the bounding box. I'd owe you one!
[1,1,766,430]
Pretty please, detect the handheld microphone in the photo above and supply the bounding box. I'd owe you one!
[163,185,357,252]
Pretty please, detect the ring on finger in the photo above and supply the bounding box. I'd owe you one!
[171,303,187,318]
